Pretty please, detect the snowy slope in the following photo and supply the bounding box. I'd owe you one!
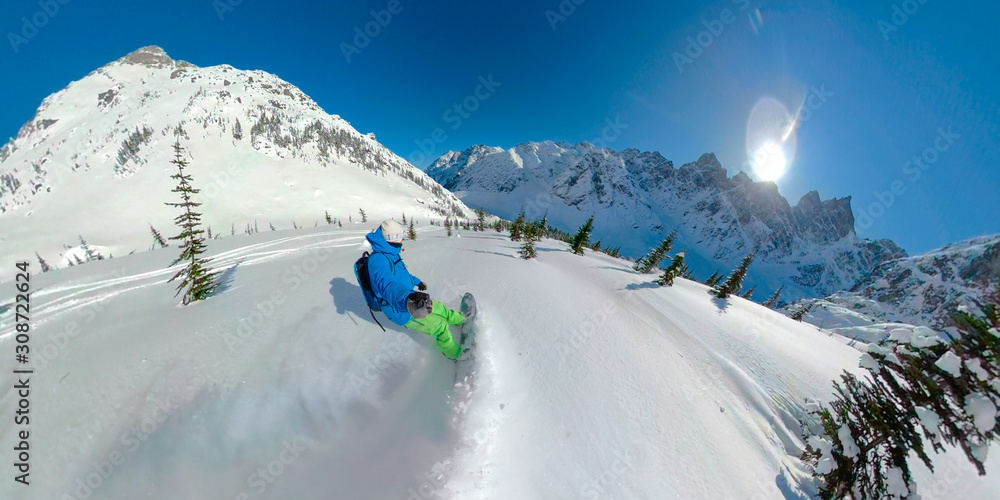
[2,226,996,499]
[792,234,1000,343]
[426,142,906,301]
[0,46,468,272]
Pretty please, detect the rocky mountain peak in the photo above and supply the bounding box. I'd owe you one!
[115,45,191,69]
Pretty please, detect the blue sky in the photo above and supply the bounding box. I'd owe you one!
[1,0,997,254]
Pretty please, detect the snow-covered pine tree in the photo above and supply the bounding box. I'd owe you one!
[402,213,407,225]
[539,212,548,236]
[592,240,602,251]
[762,286,783,308]
[715,252,755,299]
[79,236,104,261]
[408,220,416,240]
[510,211,526,242]
[207,226,213,239]
[359,208,368,223]
[634,230,677,273]
[570,215,595,255]
[803,284,1000,499]
[164,141,219,305]
[35,252,51,272]
[789,302,812,321]
[655,251,686,287]
[233,118,243,140]
[445,218,453,237]
[150,224,168,248]
[704,271,722,288]
[741,286,756,300]
[326,211,333,225]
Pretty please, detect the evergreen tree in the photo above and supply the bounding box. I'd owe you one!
[762,286,783,308]
[592,240,602,251]
[510,211,526,242]
[803,285,1000,499]
[539,212,548,236]
[634,230,677,273]
[79,236,104,261]
[35,252,51,273]
[164,141,219,305]
[519,224,538,259]
[570,215,594,255]
[326,211,333,225]
[741,286,756,300]
[704,271,722,288]
[789,302,812,321]
[359,208,367,223]
[150,224,168,248]
[445,218,453,237]
[476,209,487,231]
[655,252,686,287]
[402,213,407,225]
[408,220,417,240]
[207,226,213,239]
[715,252,755,299]
[233,118,243,140]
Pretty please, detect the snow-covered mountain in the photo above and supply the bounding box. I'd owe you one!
[794,234,1000,341]
[427,142,906,300]
[2,227,995,499]
[0,46,468,270]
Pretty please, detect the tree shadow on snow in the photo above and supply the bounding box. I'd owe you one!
[625,281,660,290]
[212,261,240,295]
[463,248,518,260]
[712,296,731,313]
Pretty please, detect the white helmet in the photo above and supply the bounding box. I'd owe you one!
[380,219,405,243]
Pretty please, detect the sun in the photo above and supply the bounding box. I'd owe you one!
[753,141,787,181]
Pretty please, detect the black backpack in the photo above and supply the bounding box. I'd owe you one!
[354,251,387,331]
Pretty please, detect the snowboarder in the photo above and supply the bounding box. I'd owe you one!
[363,220,470,360]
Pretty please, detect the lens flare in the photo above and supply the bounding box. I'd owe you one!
[746,96,797,181]
[754,141,786,181]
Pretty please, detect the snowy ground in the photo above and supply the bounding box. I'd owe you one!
[1,226,997,499]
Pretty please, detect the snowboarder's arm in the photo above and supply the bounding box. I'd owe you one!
[368,257,415,312]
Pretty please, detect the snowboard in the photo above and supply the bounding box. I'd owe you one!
[454,293,478,386]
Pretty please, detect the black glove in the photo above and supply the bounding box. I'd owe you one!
[417,281,428,291]
[406,292,433,319]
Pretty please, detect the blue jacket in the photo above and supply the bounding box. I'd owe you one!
[365,227,422,326]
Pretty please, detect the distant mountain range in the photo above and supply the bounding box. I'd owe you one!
[427,141,907,300]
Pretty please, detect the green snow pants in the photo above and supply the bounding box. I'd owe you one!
[404,300,464,359]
